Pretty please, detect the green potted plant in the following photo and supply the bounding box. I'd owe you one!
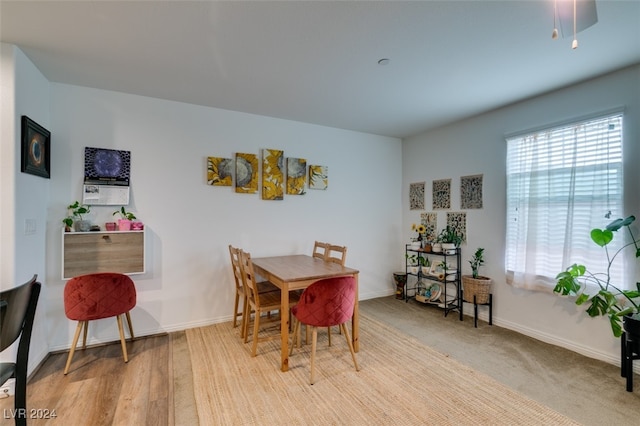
[62,201,91,232]
[554,215,640,338]
[462,248,492,304]
[437,226,463,250]
[113,206,136,231]
[405,253,420,274]
[418,255,431,275]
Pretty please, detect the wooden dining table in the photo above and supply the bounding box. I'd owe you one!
[250,254,360,372]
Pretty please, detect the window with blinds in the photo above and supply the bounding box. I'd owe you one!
[505,112,624,291]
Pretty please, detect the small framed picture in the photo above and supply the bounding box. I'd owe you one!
[21,116,51,179]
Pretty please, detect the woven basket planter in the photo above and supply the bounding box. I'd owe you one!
[462,275,492,304]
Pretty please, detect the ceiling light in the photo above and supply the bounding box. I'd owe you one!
[551,0,598,49]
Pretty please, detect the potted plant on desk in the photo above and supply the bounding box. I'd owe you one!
[113,206,136,231]
[62,201,91,232]
[461,248,492,304]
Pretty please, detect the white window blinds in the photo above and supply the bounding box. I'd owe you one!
[505,113,624,291]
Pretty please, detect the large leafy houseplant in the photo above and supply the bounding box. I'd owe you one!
[554,215,640,337]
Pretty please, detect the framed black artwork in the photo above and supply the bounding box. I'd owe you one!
[21,115,51,179]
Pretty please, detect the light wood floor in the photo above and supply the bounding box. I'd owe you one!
[3,296,640,425]
[0,333,174,426]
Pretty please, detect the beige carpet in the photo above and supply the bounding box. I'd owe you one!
[185,314,579,425]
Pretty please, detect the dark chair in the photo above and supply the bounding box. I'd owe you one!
[290,276,359,384]
[1,275,41,426]
[63,273,136,375]
[621,332,640,392]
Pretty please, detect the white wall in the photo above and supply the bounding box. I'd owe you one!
[403,64,640,365]
[43,83,402,351]
[0,44,51,372]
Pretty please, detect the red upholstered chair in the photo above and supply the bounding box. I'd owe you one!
[290,276,359,384]
[63,273,136,375]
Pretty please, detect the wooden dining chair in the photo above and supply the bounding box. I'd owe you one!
[325,244,347,266]
[290,276,359,385]
[238,249,300,357]
[229,245,278,338]
[312,241,330,261]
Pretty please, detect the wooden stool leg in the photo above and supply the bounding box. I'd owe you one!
[81,320,89,349]
[116,314,129,363]
[310,326,318,385]
[340,323,360,372]
[290,319,300,356]
[125,311,134,338]
[64,321,84,375]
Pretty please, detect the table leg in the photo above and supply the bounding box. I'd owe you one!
[281,283,290,372]
[353,273,359,352]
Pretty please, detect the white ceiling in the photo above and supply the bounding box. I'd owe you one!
[1,0,639,138]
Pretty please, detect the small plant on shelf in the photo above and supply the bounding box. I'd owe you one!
[462,247,492,304]
[62,201,91,231]
[113,206,136,221]
[469,247,486,278]
[437,226,463,247]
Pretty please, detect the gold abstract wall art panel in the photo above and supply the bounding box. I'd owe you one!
[235,152,258,194]
[207,157,233,186]
[286,157,306,195]
[308,165,328,190]
[262,149,284,200]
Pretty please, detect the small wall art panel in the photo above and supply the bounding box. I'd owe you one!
[420,212,438,242]
[409,182,425,210]
[207,157,233,186]
[446,212,467,243]
[235,152,258,194]
[432,179,451,209]
[21,115,50,179]
[308,165,328,190]
[262,149,284,200]
[286,157,306,195]
[461,174,483,209]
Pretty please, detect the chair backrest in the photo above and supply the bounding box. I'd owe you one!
[294,276,356,327]
[312,241,330,261]
[0,275,41,352]
[237,249,261,308]
[64,273,136,321]
[229,245,245,293]
[325,244,347,266]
